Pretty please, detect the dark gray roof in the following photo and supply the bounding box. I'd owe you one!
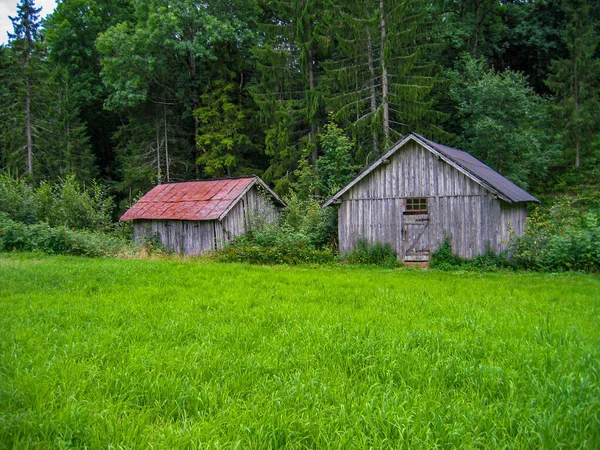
[413,133,539,203]
[323,133,539,206]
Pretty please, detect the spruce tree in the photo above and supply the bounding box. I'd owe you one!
[7,0,42,176]
[325,0,443,163]
[545,0,600,169]
[252,0,332,192]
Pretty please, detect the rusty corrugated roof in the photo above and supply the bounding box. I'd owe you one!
[120,177,257,222]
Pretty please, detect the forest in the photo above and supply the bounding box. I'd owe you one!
[0,0,599,269]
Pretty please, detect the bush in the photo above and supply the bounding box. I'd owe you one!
[343,239,401,268]
[0,174,114,232]
[0,174,37,224]
[215,244,335,265]
[430,236,512,271]
[0,214,129,257]
[512,198,600,272]
[214,222,336,265]
[281,192,338,249]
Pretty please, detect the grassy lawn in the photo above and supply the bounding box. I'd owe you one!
[1,254,599,448]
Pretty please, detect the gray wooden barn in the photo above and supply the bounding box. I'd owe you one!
[120,176,285,255]
[323,133,539,262]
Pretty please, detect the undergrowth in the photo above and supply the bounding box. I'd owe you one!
[0,214,130,257]
[215,224,336,265]
[430,237,513,271]
[342,238,402,268]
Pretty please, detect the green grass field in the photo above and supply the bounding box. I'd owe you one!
[1,254,599,448]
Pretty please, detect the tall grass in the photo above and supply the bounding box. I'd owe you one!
[1,254,599,448]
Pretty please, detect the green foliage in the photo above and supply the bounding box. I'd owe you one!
[448,54,559,189]
[326,0,444,157]
[428,236,465,270]
[430,236,512,271]
[0,174,114,232]
[1,256,599,448]
[215,222,336,265]
[545,0,600,170]
[0,173,37,224]
[195,78,258,178]
[281,191,338,249]
[343,238,401,268]
[512,197,600,272]
[0,214,128,257]
[316,119,359,196]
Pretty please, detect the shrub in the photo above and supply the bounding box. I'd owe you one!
[430,236,512,271]
[0,174,114,232]
[0,215,129,257]
[215,244,335,265]
[214,221,336,265]
[0,174,37,224]
[512,199,600,272]
[281,192,338,249]
[343,239,401,268]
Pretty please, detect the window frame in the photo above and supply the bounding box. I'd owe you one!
[404,197,428,215]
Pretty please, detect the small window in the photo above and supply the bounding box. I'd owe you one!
[404,197,428,215]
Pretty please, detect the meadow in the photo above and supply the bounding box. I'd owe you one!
[1,254,599,448]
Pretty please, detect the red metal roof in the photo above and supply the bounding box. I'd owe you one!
[120,178,257,222]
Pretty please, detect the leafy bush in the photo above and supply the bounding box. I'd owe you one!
[0,174,37,224]
[0,214,129,257]
[512,198,600,272]
[343,239,401,268]
[430,236,512,271]
[215,222,336,265]
[281,192,337,249]
[0,174,114,232]
[215,244,335,265]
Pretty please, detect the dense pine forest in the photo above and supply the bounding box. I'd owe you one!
[0,0,599,270]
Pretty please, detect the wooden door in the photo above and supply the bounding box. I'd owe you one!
[401,214,430,261]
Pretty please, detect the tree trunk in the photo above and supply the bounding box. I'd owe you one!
[164,103,170,182]
[367,31,380,155]
[574,60,580,169]
[189,50,200,176]
[156,119,161,183]
[379,0,390,147]
[308,45,318,166]
[25,53,32,175]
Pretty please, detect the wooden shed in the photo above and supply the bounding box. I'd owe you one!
[323,133,539,262]
[120,176,285,255]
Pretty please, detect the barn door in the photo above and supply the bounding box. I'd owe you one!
[401,198,430,262]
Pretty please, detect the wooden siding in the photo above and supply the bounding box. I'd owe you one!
[338,141,528,260]
[133,185,280,255]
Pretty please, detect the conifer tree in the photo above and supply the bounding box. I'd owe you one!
[325,0,443,163]
[7,0,42,176]
[252,0,331,192]
[545,0,600,169]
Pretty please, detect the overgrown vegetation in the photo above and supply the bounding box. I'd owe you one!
[0,175,131,257]
[512,197,600,272]
[0,214,130,257]
[430,196,600,273]
[215,222,336,265]
[429,237,513,271]
[342,238,401,268]
[1,255,599,448]
[0,174,114,231]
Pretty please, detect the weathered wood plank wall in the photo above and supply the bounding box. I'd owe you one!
[338,141,529,260]
[133,185,280,255]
